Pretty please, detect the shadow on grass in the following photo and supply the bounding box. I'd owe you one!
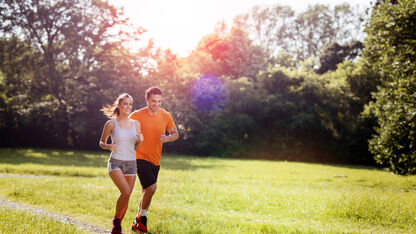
[0,148,107,168]
[325,163,386,172]
[0,148,220,171]
[3,147,379,172]
[161,155,221,171]
[233,153,385,172]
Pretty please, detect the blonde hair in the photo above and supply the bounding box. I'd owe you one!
[101,93,133,118]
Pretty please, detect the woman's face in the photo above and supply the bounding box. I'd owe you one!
[118,97,133,116]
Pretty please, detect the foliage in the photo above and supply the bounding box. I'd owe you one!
[364,0,416,175]
[194,25,266,79]
[0,0,387,166]
[321,61,379,164]
[235,3,366,64]
[317,40,363,74]
[0,0,154,149]
[163,60,375,163]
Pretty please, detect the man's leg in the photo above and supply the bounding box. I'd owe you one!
[132,183,156,233]
[140,183,157,214]
[132,159,159,233]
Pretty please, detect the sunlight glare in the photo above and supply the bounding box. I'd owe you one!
[121,0,224,56]
[114,0,370,57]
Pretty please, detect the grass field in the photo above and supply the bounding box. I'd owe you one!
[0,148,415,233]
[0,205,88,234]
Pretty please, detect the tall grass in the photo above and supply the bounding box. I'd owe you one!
[0,148,415,233]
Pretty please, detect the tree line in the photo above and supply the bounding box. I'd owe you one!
[0,0,414,174]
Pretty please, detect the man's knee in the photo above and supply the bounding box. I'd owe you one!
[144,183,157,194]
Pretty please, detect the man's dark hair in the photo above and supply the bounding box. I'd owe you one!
[146,86,162,99]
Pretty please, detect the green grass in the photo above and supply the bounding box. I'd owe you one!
[0,148,416,233]
[0,148,108,177]
[0,206,88,233]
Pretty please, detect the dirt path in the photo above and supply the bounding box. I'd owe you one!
[0,174,110,233]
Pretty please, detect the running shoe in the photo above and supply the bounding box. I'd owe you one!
[111,217,122,234]
[131,216,148,233]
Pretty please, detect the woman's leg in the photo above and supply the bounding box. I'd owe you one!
[120,175,136,220]
[109,170,135,218]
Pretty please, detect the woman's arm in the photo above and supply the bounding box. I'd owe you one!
[99,120,117,151]
[134,120,144,150]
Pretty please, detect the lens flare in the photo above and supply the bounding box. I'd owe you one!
[190,74,228,113]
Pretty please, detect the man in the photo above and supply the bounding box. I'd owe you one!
[129,86,179,233]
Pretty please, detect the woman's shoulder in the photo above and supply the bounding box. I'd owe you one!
[105,119,115,128]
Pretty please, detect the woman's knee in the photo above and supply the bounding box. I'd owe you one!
[120,187,133,197]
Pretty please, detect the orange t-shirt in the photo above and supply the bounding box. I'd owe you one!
[129,108,175,166]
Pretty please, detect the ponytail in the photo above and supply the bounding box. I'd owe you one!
[101,93,133,118]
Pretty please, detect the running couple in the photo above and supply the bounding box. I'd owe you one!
[99,86,179,234]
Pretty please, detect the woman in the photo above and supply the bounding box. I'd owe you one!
[99,93,144,234]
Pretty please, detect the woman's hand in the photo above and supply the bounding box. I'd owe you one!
[135,132,144,150]
[137,133,144,143]
[108,142,117,151]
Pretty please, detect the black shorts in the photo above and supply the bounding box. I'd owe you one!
[136,159,160,189]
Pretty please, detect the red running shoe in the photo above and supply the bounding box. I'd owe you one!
[111,217,122,234]
[131,216,147,233]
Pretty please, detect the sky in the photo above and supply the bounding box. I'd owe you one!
[111,0,372,57]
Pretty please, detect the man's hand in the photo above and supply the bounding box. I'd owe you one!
[160,134,166,143]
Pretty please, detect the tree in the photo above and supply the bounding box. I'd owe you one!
[234,3,366,65]
[233,4,295,63]
[194,25,266,79]
[364,0,416,175]
[0,36,44,146]
[317,40,363,74]
[0,0,150,148]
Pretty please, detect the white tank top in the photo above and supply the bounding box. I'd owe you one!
[110,119,137,161]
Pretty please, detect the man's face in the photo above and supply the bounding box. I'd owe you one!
[146,94,162,113]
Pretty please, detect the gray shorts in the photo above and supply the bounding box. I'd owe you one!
[107,158,137,176]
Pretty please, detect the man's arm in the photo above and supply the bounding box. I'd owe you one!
[160,126,179,143]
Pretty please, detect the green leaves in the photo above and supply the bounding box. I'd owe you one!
[0,0,152,148]
[364,0,416,175]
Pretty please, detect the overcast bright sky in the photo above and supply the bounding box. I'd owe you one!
[111,0,372,57]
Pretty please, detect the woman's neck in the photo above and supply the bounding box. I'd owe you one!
[116,114,129,121]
